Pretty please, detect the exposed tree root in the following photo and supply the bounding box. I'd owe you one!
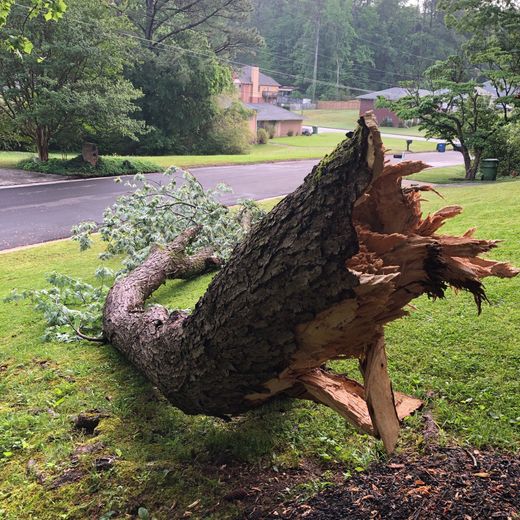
[103,112,518,453]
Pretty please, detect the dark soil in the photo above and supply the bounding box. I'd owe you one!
[259,447,519,519]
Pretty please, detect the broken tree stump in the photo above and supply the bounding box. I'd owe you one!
[82,142,99,166]
[103,113,518,453]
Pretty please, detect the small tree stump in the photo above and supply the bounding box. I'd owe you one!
[82,142,99,166]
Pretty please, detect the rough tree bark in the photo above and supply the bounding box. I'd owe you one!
[103,113,518,453]
[35,126,50,162]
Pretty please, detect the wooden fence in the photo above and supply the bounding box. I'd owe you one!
[316,100,360,110]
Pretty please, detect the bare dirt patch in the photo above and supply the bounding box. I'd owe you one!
[259,447,519,519]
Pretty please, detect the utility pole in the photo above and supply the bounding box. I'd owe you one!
[311,8,321,103]
[336,55,341,99]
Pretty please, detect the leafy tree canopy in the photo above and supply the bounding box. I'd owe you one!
[0,0,144,160]
[250,0,462,97]
[116,0,263,55]
[441,0,520,117]
[0,0,67,53]
[380,55,509,179]
[114,0,259,155]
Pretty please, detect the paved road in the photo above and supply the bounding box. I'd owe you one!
[0,152,462,251]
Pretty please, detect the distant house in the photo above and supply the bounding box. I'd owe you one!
[235,65,281,104]
[480,80,520,100]
[246,103,303,137]
[357,87,431,127]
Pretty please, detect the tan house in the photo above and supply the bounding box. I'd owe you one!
[246,103,303,137]
[235,65,281,104]
[234,66,303,137]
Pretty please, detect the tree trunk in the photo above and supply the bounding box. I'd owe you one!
[103,113,518,453]
[35,126,49,162]
[460,144,480,180]
[469,149,483,180]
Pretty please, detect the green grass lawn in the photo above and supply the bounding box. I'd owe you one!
[0,135,437,174]
[1,185,519,519]
[302,109,426,136]
[407,165,467,184]
[407,165,519,185]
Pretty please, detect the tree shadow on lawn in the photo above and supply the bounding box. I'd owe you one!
[73,332,389,518]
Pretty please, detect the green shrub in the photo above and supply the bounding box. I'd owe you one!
[380,117,394,127]
[202,101,253,155]
[482,122,520,177]
[264,123,276,139]
[287,129,294,137]
[17,155,162,177]
[257,128,269,144]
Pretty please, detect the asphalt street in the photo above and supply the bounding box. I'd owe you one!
[0,152,462,251]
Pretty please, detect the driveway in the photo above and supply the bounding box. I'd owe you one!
[0,152,463,251]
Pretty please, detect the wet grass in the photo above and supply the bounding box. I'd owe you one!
[0,134,437,174]
[302,109,426,136]
[407,165,520,185]
[0,185,519,518]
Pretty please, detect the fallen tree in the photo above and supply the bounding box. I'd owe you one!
[103,113,518,453]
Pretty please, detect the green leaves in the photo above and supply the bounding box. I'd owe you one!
[0,0,15,27]
[9,169,266,343]
[1,0,67,53]
[0,0,142,154]
[73,169,266,274]
[5,271,109,342]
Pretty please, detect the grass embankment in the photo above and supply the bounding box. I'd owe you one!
[0,134,438,174]
[408,165,467,184]
[18,156,162,177]
[1,186,519,519]
[302,109,426,136]
[407,165,519,185]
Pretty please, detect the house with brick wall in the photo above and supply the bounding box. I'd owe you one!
[235,66,303,137]
[234,65,281,104]
[357,87,431,127]
[245,103,303,137]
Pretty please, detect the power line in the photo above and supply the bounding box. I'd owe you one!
[350,33,439,63]
[255,46,421,87]
[11,1,377,94]
[258,39,417,79]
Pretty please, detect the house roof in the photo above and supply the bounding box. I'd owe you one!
[481,80,520,98]
[357,87,431,100]
[238,65,281,87]
[246,103,304,121]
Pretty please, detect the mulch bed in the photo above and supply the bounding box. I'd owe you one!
[260,447,519,519]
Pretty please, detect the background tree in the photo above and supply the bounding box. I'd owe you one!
[436,0,520,175]
[123,42,233,155]
[250,0,461,96]
[381,56,503,180]
[0,0,66,53]
[441,0,520,123]
[116,0,262,55]
[112,0,260,155]
[0,0,143,161]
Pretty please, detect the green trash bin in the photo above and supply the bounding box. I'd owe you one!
[480,158,499,181]
[312,125,318,135]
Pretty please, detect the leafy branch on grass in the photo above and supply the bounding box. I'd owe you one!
[6,168,266,342]
[5,270,110,342]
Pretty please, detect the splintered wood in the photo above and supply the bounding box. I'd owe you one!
[252,115,518,453]
[105,112,518,456]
